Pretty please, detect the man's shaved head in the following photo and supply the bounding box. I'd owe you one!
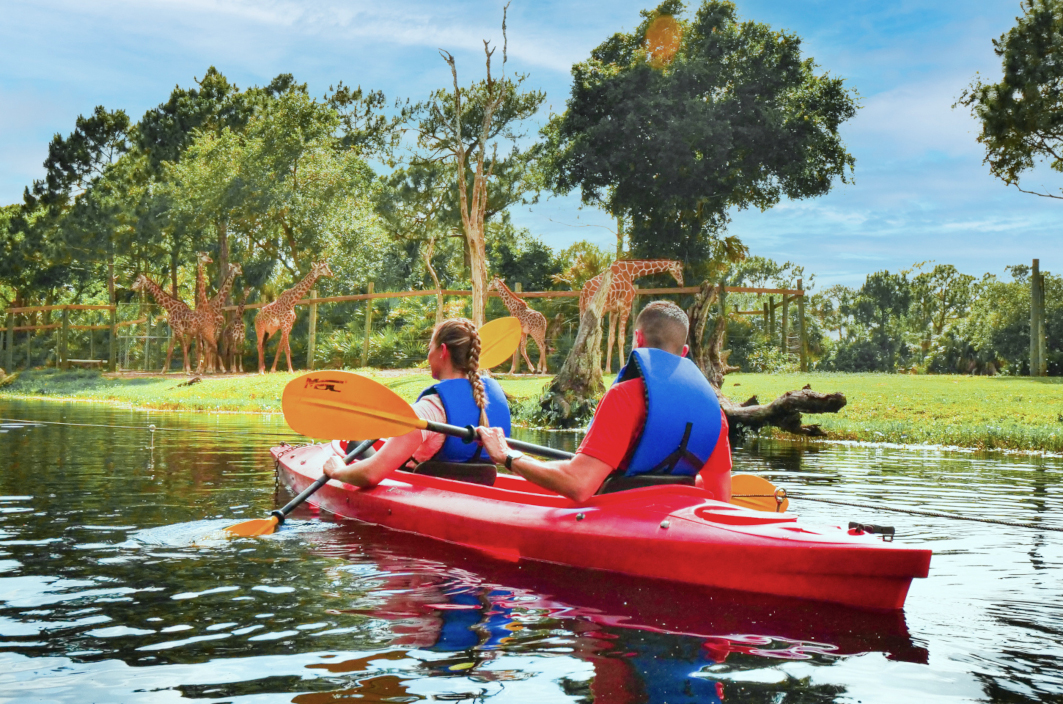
[634,301,689,354]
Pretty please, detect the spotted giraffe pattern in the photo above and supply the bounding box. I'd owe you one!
[131,274,196,374]
[579,259,684,372]
[488,278,549,374]
[207,264,243,374]
[255,261,334,373]
[225,288,252,373]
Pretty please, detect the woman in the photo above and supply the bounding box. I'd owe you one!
[323,318,511,487]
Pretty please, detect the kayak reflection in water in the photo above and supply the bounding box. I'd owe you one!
[322,318,511,488]
[478,301,732,503]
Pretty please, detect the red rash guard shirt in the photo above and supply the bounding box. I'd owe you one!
[576,378,732,501]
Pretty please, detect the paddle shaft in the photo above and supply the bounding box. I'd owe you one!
[423,420,575,461]
[271,438,378,524]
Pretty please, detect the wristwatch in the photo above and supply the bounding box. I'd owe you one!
[504,450,525,469]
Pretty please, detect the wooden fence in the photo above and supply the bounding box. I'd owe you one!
[3,283,808,373]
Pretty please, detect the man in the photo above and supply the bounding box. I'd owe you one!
[478,301,731,503]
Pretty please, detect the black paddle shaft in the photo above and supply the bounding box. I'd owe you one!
[271,438,378,525]
[424,420,575,461]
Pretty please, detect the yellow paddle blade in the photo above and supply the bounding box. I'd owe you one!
[730,474,790,513]
[224,515,280,538]
[282,371,426,440]
[478,317,522,369]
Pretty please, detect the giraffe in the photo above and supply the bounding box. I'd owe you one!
[191,252,214,372]
[488,278,550,374]
[225,288,252,373]
[255,261,334,373]
[579,259,685,372]
[205,262,242,373]
[131,274,196,373]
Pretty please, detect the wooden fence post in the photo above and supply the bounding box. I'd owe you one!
[515,282,522,293]
[144,314,152,372]
[60,307,69,370]
[797,279,807,372]
[108,306,117,373]
[1031,259,1043,376]
[768,296,775,342]
[307,289,317,371]
[780,295,789,355]
[361,282,374,368]
[5,312,12,372]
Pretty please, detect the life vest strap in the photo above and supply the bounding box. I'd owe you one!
[648,422,705,475]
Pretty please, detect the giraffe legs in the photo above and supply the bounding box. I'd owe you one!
[271,324,294,373]
[519,334,535,375]
[509,346,520,374]
[256,320,268,374]
[163,335,176,374]
[605,311,619,373]
[530,330,548,374]
[616,310,630,367]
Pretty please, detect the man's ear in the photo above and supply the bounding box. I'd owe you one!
[633,329,645,348]
[681,344,690,357]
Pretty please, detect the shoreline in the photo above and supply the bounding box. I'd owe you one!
[2,368,1061,453]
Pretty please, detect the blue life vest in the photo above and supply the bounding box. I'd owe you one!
[417,376,511,462]
[614,348,722,477]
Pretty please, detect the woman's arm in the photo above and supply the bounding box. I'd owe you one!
[323,429,423,488]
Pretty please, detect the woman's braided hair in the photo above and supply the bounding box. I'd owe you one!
[432,318,488,425]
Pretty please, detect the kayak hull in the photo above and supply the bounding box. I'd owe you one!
[271,442,931,611]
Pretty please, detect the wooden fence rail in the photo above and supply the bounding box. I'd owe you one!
[2,284,806,374]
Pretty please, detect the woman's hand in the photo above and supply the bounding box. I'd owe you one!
[476,426,510,465]
[322,455,347,481]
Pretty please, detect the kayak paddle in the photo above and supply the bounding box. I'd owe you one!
[223,438,379,537]
[281,371,574,459]
[730,474,789,512]
[477,316,523,369]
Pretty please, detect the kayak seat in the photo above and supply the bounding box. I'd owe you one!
[596,473,696,495]
[411,461,497,487]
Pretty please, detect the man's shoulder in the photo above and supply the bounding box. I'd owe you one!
[599,377,646,411]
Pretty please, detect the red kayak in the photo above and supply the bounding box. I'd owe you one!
[271,441,931,610]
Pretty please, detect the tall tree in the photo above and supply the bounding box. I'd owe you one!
[542,0,857,263]
[415,5,546,326]
[958,0,1063,199]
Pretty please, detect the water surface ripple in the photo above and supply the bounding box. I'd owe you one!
[0,399,1060,703]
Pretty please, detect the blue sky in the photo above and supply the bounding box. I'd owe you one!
[2,0,1060,287]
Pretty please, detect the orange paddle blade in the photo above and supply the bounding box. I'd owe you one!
[478,317,522,369]
[730,474,790,513]
[282,371,426,440]
[224,515,280,538]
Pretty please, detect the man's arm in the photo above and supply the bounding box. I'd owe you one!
[477,428,614,503]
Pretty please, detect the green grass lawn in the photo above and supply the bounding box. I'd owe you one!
[2,368,1061,452]
[721,372,1063,452]
[0,368,552,414]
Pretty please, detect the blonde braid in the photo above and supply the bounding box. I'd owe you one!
[463,320,489,426]
[431,318,489,426]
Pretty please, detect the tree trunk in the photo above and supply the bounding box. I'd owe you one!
[468,227,488,327]
[421,238,445,325]
[538,268,612,427]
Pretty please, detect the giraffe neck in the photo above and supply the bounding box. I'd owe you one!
[616,260,677,278]
[276,271,320,309]
[495,282,527,312]
[210,270,237,307]
[141,277,188,314]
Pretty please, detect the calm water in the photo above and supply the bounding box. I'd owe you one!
[1,399,1061,703]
